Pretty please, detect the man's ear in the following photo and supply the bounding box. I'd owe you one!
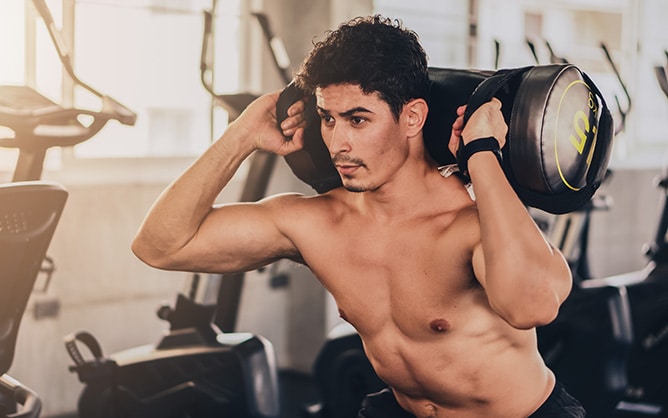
[404,98,428,138]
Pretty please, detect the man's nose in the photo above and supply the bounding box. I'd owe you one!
[326,125,351,154]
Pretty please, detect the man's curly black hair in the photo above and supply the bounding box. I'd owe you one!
[294,15,430,121]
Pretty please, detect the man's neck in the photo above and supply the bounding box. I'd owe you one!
[352,161,453,220]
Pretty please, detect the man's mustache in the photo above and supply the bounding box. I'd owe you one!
[332,155,366,167]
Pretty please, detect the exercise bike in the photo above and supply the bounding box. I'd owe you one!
[534,54,668,418]
[0,1,136,417]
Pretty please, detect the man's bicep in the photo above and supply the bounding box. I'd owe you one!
[179,201,298,273]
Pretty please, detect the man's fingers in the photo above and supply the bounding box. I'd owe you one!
[277,127,305,155]
[290,127,305,148]
[281,114,306,137]
[287,99,305,116]
[280,100,306,134]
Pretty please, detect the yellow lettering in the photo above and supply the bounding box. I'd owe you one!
[588,91,598,113]
[569,110,590,155]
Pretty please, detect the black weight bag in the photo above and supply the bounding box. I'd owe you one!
[277,63,614,215]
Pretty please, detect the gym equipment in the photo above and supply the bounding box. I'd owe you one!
[493,39,501,69]
[526,38,540,64]
[600,42,632,136]
[302,324,385,418]
[66,297,280,418]
[655,52,668,101]
[456,65,611,215]
[277,63,614,215]
[544,170,613,285]
[66,6,298,418]
[526,40,632,138]
[535,54,668,418]
[200,0,292,123]
[1,1,136,416]
[200,0,292,332]
[0,0,136,183]
[545,40,569,65]
[0,183,67,418]
[537,176,668,417]
[65,150,281,418]
[525,39,569,66]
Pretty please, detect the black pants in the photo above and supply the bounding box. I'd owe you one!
[528,381,586,417]
[357,381,586,418]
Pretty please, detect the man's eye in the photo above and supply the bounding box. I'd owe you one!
[351,117,366,125]
[320,114,334,124]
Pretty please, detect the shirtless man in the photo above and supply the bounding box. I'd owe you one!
[132,15,585,418]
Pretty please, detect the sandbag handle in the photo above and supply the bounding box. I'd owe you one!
[457,66,532,179]
[579,69,614,184]
[461,66,531,125]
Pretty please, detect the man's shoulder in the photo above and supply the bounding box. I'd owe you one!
[264,191,339,206]
[262,191,343,220]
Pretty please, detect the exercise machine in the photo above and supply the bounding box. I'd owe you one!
[0,183,67,418]
[66,5,298,418]
[521,40,668,417]
[200,2,292,123]
[0,1,133,416]
[537,165,668,417]
[301,322,385,418]
[0,2,136,183]
[533,50,668,418]
[0,1,137,416]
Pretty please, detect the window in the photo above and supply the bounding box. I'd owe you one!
[373,0,470,68]
[0,2,26,85]
[0,1,27,173]
[0,0,245,164]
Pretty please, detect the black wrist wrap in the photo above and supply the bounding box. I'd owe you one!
[456,136,502,178]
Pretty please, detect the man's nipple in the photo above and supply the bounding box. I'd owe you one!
[430,318,451,333]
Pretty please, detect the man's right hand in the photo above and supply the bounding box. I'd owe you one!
[229,91,307,156]
[448,98,508,157]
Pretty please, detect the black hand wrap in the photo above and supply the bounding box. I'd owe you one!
[456,137,502,179]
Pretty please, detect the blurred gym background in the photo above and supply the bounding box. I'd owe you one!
[0,0,667,416]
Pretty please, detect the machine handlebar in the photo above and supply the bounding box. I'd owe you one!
[0,86,136,150]
[0,0,138,181]
[0,374,42,418]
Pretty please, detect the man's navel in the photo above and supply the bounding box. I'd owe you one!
[430,318,451,333]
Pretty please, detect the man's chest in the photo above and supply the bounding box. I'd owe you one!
[303,229,479,334]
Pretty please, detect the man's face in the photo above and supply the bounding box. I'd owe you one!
[315,84,408,193]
